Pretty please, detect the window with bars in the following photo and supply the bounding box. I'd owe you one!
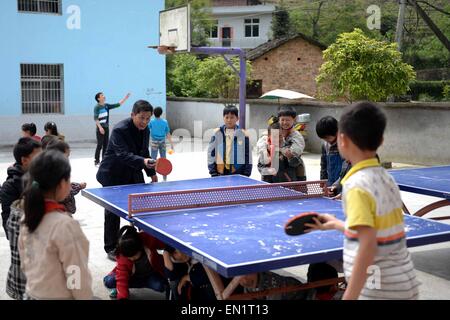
[18,0,61,14]
[20,64,64,114]
[244,18,260,38]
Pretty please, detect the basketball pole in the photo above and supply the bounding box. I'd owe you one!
[156,5,247,128]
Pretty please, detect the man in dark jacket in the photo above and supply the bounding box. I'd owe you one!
[0,138,41,238]
[97,100,157,261]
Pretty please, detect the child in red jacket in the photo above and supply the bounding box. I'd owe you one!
[103,226,168,299]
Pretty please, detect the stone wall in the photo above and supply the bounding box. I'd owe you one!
[167,97,450,166]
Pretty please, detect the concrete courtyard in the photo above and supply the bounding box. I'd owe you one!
[0,140,449,300]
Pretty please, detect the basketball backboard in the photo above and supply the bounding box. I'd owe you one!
[158,5,191,52]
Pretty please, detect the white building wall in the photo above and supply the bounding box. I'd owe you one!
[208,13,273,49]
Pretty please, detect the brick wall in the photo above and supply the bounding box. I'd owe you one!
[250,38,324,97]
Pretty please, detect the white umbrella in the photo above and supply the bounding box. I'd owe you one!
[260,89,315,100]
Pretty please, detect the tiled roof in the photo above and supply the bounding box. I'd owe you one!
[246,33,327,60]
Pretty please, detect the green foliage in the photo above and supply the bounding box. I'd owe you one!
[408,80,450,101]
[283,0,450,70]
[316,28,416,102]
[288,0,376,44]
[272,5,292,39]
[166,54,205,97]
[402,1,450,69]
[418,93,437,102]
[165,0,213,46]
[167,55,253,98]
[195,57,253,99]
[443,85,450,101]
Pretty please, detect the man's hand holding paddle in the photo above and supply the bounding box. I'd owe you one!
[144,158,156,168]
[144,158,173,176]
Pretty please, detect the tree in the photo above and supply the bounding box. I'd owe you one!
[289,0,371,45]
[289,0,328,40]
[195,57,253,99]
[316,28,416,102]
[401,0,450,68]
[165,0,213,47]
[409,0,450,52]
[167,54,206,97]
[284,0,450,70]
[167,55,253,99]
[272,3,292,39]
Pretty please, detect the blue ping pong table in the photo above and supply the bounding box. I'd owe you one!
[82,175,450,299]
[390,165,450,219]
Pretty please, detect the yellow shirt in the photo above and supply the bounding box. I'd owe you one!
[225,128,234,170]
[341,158,419,300]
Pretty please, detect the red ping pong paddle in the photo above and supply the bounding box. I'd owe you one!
[269,144,275,163]
[155,157,173,176]
[284,212,319,236]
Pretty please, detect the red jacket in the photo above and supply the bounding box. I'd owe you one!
[110,232,166,300]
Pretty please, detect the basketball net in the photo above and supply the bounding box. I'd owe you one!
[156,45,176,55]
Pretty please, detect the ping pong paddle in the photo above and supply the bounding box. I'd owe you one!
[155,157,172,176]
[269,144,275,161]
[284,212,319,236]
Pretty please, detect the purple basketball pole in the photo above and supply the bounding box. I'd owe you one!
[190,47,247,129]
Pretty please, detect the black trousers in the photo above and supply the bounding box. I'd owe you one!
[95,126,109,163]
[2,212,9,240]
[104,209,120,253]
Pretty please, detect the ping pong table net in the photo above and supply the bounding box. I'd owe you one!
[128,180,328,218]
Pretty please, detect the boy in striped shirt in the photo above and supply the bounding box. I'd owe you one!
[306,101,419,300]
[93,92,130,165]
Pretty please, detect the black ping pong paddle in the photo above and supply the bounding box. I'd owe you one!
[284,212,319,236]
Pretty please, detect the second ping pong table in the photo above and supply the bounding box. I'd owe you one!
[82,175,450,300]
[390,165,450,220]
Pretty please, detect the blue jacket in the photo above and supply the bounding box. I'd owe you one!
[207,125,252,177]
[320,141,344,186]
[96,118,155,187]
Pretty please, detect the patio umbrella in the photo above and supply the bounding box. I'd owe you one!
[260,89,315,102]
[260,89,315,128]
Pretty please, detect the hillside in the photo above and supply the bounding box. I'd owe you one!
[265,0,449,69]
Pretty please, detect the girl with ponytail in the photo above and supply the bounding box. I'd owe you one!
[43,121,65,141]
[18,150,93,299]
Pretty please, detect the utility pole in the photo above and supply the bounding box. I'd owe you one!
[395,0,407,51]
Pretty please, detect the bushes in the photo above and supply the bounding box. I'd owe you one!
[408,81,450,101]
[167,55,252,99]
[316,29,416,102]
[443,85,450,101]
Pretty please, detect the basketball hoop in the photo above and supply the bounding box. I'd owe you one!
[147,45,177,55]
[158,45,176,55]
[149,5,190,55]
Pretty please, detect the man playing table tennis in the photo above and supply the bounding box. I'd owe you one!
[305,101,420,300]
[97,100,158,261]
